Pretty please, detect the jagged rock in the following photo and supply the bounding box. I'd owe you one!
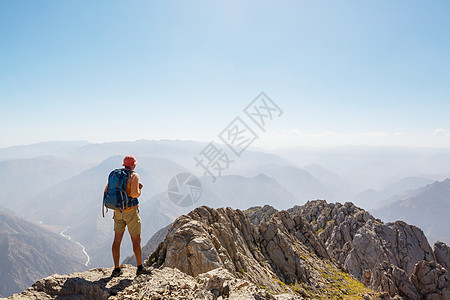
[291,200,450,300]
[10,203,395,299]
[434,241,450,272]
[148,206,284,292]
[343,220,435,279]
[362,262,420,299]
[410,260,450,300]
[246,205,279,226]
[148,205,381,299]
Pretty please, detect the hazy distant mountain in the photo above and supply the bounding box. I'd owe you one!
[67,139,294,175]
[354,176,434,209]
[203,173,299,210]
[374,179,450,244]
[67,140,204,166]
[0,203,14,214]
[0,156,91,212]
[0,141,89,162]
[236,164,329,205]
[302,164,362,201]
[0,210,86,297]
[4,140,450,277]
[276,146,450,189]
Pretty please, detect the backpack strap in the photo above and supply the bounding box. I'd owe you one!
[124,169,133,210]
[102,185,107,218]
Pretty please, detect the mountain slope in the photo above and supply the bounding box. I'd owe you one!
[374,179,450,244]
[200,173,299,210]
[0,156,90,212]
[303,163,361,201]
[0,210,87,297]
[353,176,434,209]
[239,164,338,204]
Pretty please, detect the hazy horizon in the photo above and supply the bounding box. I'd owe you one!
[2,138,450,152]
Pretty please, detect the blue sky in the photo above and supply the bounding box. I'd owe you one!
[1,1,449,148]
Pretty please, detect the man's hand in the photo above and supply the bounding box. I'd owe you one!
[139,183,143,189]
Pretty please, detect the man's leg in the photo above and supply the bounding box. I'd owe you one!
[112,231,125,268]
[130,233,142,266]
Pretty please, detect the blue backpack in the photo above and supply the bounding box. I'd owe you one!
[102,168,133,217]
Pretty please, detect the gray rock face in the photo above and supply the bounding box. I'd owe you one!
[246,205,278,226]
[148,206,380,299]
[148,206,283,292]
[410,261,450,300]
[291,200,450,300]
[434,241,450,272]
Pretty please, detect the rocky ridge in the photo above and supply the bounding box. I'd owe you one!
[9,201,449,299]
[288,200,450,300]
[146,205,379,299]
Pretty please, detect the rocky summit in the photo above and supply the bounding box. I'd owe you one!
[288,200,450,300]
[8,201,450,299]
[145,205,380,299]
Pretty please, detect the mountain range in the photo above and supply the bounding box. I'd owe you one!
[0,209,87,297]
[1,140,450,298]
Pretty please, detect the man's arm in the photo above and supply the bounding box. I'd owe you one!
[129,173,142,198]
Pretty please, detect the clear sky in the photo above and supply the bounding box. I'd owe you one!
[1,0,449,149]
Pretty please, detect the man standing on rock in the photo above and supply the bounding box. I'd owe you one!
[106,155,151,277]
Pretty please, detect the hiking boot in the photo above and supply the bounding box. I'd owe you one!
[136,265,152,276]
[111,267,122,277]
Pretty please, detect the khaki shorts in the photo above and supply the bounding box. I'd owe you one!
[113,207,141,236]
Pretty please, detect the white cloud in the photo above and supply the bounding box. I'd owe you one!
[433,128,449,137]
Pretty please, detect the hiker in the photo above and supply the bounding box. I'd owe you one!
[104,155,151,277]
